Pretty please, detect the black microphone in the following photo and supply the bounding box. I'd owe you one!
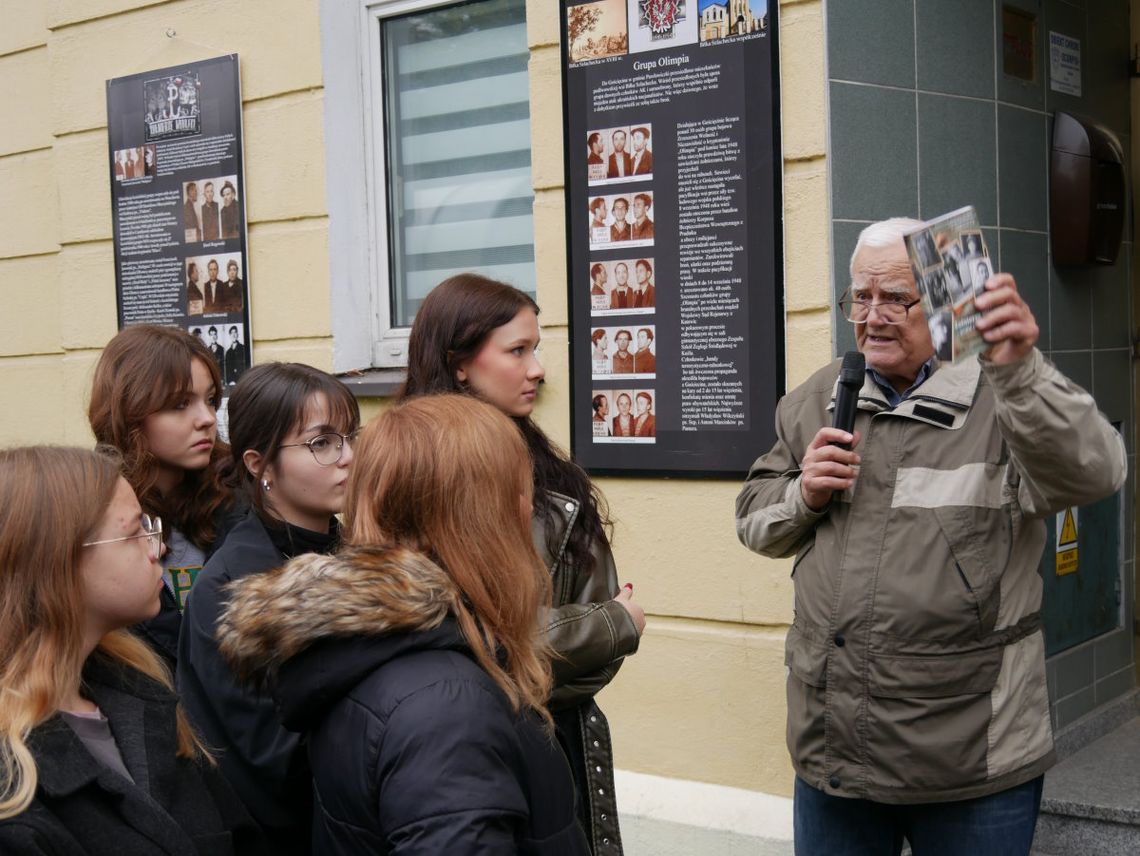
[831,351,864,450]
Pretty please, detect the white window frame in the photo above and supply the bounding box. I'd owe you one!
[321,0,532,371]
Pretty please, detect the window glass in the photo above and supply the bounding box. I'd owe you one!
[382,0,535,327]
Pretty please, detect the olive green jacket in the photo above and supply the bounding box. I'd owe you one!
[736,350,1125,804]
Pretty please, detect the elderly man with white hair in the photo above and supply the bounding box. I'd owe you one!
[735,218,1126,855]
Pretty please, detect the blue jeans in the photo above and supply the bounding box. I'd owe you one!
[793,775,1044,856]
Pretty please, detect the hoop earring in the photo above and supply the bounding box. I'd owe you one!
[261,479,271,492]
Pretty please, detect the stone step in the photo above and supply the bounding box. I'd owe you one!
[1033,715,1140,856]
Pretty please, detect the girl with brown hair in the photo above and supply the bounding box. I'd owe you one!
[217,394,589,853]
[178,362,359,854]
[399,273,645,853]
[88,324,237,668]
[0,446,264,854]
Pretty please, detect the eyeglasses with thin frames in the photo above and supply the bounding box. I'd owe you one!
[82,514,163,559]
[838,289,922,325]
[279,431,358,467]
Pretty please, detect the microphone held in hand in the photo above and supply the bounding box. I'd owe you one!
[831,351,865,450]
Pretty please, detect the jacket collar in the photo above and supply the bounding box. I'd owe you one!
[217,546,458,690]
[830,357,981,429]
[535,491,579,572]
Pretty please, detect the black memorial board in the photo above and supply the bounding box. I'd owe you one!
[106,55,252,396]
[562,0,783,477]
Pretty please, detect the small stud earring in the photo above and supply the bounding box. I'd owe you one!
[261,479,271,492]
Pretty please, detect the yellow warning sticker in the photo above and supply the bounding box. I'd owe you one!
[1056,507,1078,576]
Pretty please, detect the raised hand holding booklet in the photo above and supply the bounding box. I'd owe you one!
[903,206,993,363]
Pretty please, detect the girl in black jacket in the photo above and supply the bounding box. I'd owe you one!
[0,446,265,855]
[177,363,360,854]
[88,325,238,668]
[217,394,590,855]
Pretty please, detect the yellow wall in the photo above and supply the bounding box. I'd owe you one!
[0,0,833,798]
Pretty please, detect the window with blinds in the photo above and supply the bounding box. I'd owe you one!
[381,0,535,328]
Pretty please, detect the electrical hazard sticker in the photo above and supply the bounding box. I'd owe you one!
[1055,507,1078,576]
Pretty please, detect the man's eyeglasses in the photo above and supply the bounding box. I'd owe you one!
[83,514,163,559]
[838,290,922,325]
[279,431,358,467]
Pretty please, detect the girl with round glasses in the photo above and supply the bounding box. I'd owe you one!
[0,446,265,854]
[89,324,237,669]
[178,362,359,855]
[400,274,645,853]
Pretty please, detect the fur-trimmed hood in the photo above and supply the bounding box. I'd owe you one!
[217,545,462,707]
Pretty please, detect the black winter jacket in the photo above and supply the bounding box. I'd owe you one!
[0,654,267,855]
[178,510,337,854]
[216,546,591,856]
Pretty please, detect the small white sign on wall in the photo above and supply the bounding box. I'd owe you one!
[1049,31,1081,96]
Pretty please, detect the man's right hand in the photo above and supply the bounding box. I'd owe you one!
[800,428,861,511]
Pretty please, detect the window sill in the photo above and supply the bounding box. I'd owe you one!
[336,367,406,399]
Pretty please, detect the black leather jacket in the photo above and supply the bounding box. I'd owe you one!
[536,491,641,854]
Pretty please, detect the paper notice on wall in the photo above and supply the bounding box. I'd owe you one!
[1049,31,1081,96]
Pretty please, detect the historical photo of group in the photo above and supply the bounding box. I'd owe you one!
[187,321,248,386]
[185,252,245,316]
[591,389,656,441]
[587,124,653,184]
[589,192,655,249]
[591,324,657,378]
[590,258,656,313]
[567,0,628,64]
[903,208,991,364]
[112,146,156,181]
[183,176,242,243]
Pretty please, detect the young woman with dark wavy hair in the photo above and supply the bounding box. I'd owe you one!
[88,324,237,667]
[399,274,646,854]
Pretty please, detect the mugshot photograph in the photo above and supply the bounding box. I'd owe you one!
[186,261,204,316]
[609,262,634,309]
[220,181,240,239]
[633,328,656,374]
[200,182,220,241]
[606,128,633,179]
[633,391,656,437]
[631,193,654,241]
[219,260,245,313]
[609,197,633,242]
[633,259,655,308]
[611,392,635,437]
[610,329,635,374]
[630,126,653,175]
[223,326,247,385]
[184,182,202,242]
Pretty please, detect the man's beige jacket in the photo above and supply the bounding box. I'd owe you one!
[736,349,1126,803]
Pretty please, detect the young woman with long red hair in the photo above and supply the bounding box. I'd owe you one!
[399,274,646,853]
[217,395,588,853]
[0,446,264,854]
[88,324,237,667]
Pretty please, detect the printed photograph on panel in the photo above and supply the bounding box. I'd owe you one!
[185,252,245,315]
[593,388,657,442]
[590,258,657,314]
[589,192,655,249]
[698,0,769,42]
[567,0,629,63]
[628,0,698,53]
[587,124,653,185]
[590,325,657,378]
